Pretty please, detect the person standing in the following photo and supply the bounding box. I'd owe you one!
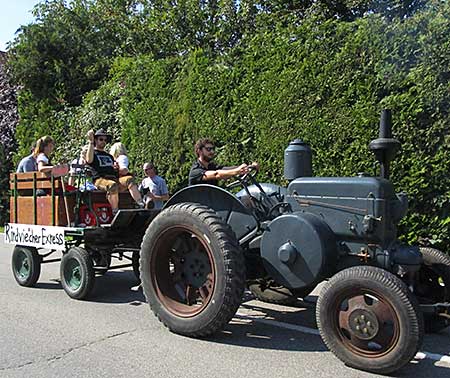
[188,138,258,186]
[85,129,144,213]
[139,162,169,209]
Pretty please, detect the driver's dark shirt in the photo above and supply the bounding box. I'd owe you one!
[87,150,118,181]
[188,160,223,186]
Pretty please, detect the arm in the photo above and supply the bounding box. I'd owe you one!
[38,161,53,173]
[202,164,248,182]
[86,130,95,164]
[146,179,169,201]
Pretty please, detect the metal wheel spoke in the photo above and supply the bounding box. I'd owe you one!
[349,334,370,351]
[186,285,197,305]
[198,274,214,301]
[370,299,394,325]
[347,295,366,310]
[339,309,351,331]
[370,327,393,350]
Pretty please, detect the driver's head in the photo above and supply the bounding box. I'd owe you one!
[195,138,215,162]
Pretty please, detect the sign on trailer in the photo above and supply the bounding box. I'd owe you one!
[4,223,80,250]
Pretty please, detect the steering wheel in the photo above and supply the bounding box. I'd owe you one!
[226,165,258,190]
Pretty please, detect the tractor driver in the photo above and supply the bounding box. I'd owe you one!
[188,138,258,186]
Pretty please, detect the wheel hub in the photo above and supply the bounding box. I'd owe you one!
[182,251,211,288]
[64,259,82,289]
[348,309,379,340]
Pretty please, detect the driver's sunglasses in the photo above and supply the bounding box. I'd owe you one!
[97,137,107,142]
[204,146,215,152]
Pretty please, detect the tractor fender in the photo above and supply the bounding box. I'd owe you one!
[164,184,258,242]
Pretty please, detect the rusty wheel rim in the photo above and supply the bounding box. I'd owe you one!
[333,290,400,357]
[150,226,216,317]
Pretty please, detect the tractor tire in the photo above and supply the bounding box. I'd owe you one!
[416,247,450,333]
[317,266,424,375]
[132,250,140,283]
[249,280,315,305]
[60,247,95,300]
[12,246,41,287]
[140,203,246,337]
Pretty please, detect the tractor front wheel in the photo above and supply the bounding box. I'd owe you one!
[317,266,423,374]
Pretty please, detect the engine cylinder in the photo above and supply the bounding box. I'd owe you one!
[284,139,312,181]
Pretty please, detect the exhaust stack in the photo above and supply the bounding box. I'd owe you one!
[369,109,401,179]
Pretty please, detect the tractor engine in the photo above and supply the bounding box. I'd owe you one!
[259,110,422,290]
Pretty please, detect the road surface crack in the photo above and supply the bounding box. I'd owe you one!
[0,329,137,371]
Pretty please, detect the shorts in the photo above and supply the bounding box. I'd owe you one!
[94,175,135,194]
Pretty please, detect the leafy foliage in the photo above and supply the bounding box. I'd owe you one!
[4,0,450,251]
[0,53,18,225]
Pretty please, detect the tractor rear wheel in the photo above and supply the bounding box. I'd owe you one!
[416,247,450,333]
[140,203,245,337]
[317,266,423,374]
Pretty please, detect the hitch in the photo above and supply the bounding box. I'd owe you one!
[420,302,450,318]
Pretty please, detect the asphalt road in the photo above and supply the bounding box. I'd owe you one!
[1,239,449,378]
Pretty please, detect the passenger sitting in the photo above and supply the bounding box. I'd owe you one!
[16,143,37,173]
[68,145,95,190]
[85,129,144,214]
[35,136,68,176]
[109,142,131,177]
[139,162,169,210]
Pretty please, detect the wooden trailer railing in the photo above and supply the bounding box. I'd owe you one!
[10,172,136,227]
[9,172,75,226]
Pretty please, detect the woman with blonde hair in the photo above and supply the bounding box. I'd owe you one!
[109,142,130,177]
[108,141,144,207]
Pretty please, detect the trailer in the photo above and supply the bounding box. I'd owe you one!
[5,170,157,299]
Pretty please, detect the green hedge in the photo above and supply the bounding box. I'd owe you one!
[13,4,450,250]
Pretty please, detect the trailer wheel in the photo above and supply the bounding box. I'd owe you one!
[60,247,95,299]
[416,247,450,333]
[140,203,245,337]
[12,246,41,287]
[317,266,423,374]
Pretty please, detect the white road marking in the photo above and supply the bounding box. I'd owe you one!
[236,312,450,367]
[235,312,320,335]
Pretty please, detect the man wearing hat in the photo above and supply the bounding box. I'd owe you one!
[138,162,169,209]
[85,129,145,214]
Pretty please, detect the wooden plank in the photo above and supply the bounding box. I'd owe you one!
[9,172,63,190]
[9,196,76,226]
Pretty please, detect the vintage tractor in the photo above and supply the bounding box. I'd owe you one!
[139,110,450,374]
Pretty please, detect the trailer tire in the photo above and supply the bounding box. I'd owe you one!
[12,246,41,287]
[140,203,245,337]
[317,266,423,374]
[416,247,450,333]
[60,247,95,300]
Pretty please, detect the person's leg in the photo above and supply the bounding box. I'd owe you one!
[94,178,119,212]
[128,184,142,203]
[119,176,144,207]
[107,191,119,210]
